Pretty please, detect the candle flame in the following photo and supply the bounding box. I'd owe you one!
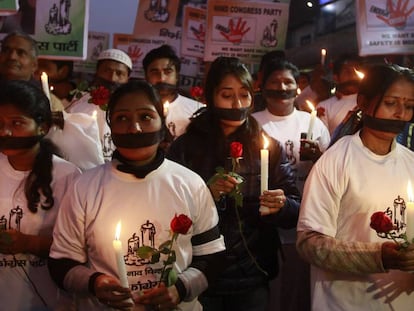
[408,180,413,202]
[163,101,170,116]
[354,68,365,80]
[297,88,301,95]
[321,48,326,56]
[306,100,315,112]
[262,133,269,149]
[50,86,54,91]
[115,221,121,240]
[92,110,97,119]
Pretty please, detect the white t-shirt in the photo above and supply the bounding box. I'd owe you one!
[165,94,204,139]
[66,93,114,162]
[298,132,414,310]
[317,94,357,136]
[50,159,225,311]
[253,108,330,194]
[253,108,330,243]
[0,153,80,310]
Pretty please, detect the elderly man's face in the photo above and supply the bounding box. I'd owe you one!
[0,36,37,81]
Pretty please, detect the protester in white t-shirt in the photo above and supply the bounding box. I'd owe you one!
[0,81,80,310]
[253,58,330,311]
[49,80,225,311]
[317,54,362,136]
[143,44,204,141]
[66,48,133,161]
[0,30,104,170]
[297,64,414,311]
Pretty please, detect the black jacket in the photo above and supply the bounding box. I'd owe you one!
[168,110,301,295]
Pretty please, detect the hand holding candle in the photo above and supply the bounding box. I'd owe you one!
[306,100,316,140]
[406,181,414,242]
[259,134,269,214]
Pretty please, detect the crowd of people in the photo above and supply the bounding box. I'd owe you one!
[1,30,414,311]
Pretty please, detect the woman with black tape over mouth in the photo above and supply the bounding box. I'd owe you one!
[48,80,226,311]
[297,64,414,311]
[0,80,80,310]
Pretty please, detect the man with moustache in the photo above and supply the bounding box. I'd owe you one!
[0,30,103,170]
[142,44,204,140]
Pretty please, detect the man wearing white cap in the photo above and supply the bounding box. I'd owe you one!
[66,48,133,161]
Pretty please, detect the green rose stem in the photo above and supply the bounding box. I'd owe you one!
[159,232,178,287]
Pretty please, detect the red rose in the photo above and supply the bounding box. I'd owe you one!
[90,86,110,107]
[170,214,192,234]
[370,211,394,233]
[230,142,243,159]
[190,86,203,100]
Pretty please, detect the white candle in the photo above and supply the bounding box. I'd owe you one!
[406,181,414,242]
[113,221,129,288]
[321,49,327,66]
[40,72,51,101]
[163,101,170,117]
[259,134,269,214]
[306,100,316,140]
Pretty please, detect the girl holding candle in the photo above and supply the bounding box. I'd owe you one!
[297,64,414,310]
[48,80,225,311]
[0,80,80,310]
[168,56,301,311]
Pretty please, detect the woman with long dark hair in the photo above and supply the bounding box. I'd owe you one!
[49,80,225,311]
[168,57,301,311]
[297,64,414,310]
[0,80,80,310]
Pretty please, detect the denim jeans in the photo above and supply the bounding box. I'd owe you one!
[199,284,269,311]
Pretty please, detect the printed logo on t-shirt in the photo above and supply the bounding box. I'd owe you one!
[103,132,114,161]
[384,196,409,236]
[121,220,164,292]
[0,206,45,268]
[0,206,23,231]
[284,139,296,165]
[167,122,176,139]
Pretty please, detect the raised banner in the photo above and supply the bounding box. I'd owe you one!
[34,0,89,59]
[73,32,110,74]
[181,6,206,58]
[0,0,19,15]
[204,0,290,64]
[356,0,414,55]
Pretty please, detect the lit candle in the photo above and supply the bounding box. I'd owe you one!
[113,221,130,289]
[163,101,170,117]
[306,100,316,140]
[321,48,327,66]
[406,181,414,242]
[354,68,365,80]
[259,134,269,215]
[40,72,51,101]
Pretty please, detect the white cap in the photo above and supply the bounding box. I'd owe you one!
[97,49,132,70]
